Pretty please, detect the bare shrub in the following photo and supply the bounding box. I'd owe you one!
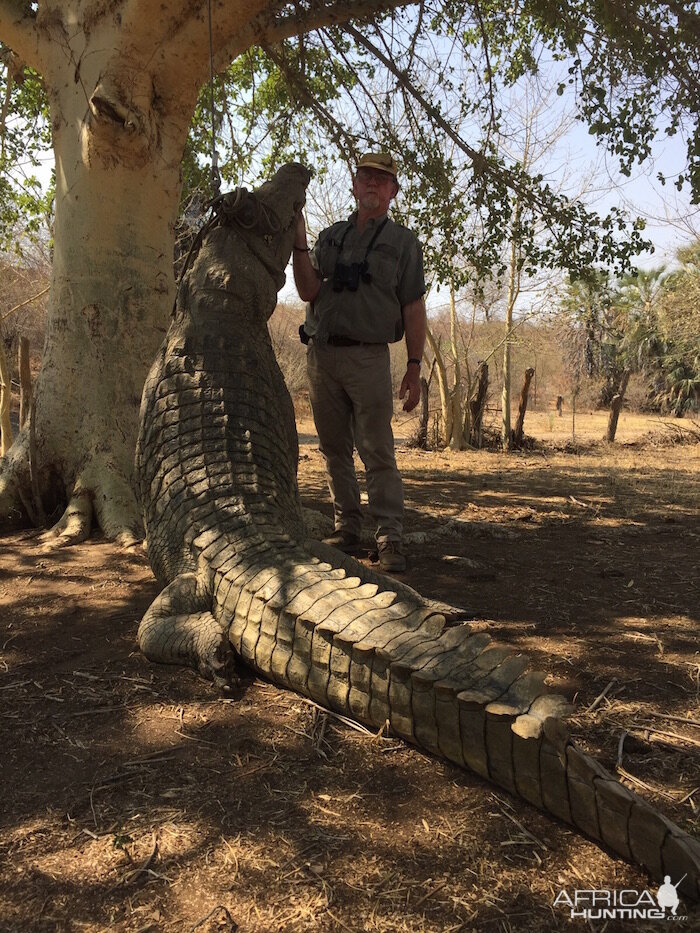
[0,252,50,383]
[268,301,307,399]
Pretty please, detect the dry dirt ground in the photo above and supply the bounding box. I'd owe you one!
[1,412,699,933]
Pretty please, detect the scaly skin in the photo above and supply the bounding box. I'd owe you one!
[135,163,699,900]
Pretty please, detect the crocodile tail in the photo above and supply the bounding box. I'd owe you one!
[370,626,699,901]
[224,557,699,900]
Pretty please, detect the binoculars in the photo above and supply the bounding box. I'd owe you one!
[332,260,372,292]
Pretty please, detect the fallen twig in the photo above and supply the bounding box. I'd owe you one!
[679,787,699,805]
[616,730,627,768]
[325,908,360,933]
[414,879,448,908]
[636,725,700,748]
[190,904,234,932]
[642,712,700,728]
[125,835,159,880]
[300,697,395,741]
[59,704,129,718]
[628,729,700,759]
[497,807,548,850]
[586,679,617,713]
[616,766,677,801]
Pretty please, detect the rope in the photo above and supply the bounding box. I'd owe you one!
[172,186,282,314]
[207,0,221,199]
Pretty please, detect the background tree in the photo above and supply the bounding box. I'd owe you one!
[620,245,700,415]
[0,1,697,544]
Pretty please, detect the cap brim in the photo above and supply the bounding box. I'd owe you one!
[357,161,397,178]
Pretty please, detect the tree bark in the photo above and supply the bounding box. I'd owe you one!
[0,335,12,456]
[606,370,631,442]
[511,367,535,448]
[409,376,429,449]
[425,326,452,446]
[448,283,467,449]
[0,4,204,540]
[18,336,31,429]
[468,361,489,448]
[501,188,523,451]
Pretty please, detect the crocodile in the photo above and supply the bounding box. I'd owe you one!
[135,162,699,901]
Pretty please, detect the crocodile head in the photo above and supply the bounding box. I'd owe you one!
[177,162,311,326]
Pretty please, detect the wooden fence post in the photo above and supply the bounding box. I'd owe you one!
[19,336,32,429]
[511,367,535,448]
[0,337,13,456]
[606,370,631,443]
[468,362,489,448]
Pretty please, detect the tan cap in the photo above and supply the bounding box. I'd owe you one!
[357,151,398,179]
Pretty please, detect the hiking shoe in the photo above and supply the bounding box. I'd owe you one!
[321,530,362,554]
[378,540,406,573]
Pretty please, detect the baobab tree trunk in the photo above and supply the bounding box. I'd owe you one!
[0,10,195,542]
[606,370,631,443]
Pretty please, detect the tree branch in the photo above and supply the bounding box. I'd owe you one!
[263,42,360,159]
[215,0,412,75]
[472,0,497,143]
[156,0,280,96]
[0,0,46,72]
[344,23,489,175]
[81,1,129,30]
[157,0,412,102]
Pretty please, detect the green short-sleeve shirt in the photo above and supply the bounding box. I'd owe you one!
[305,211,425,344]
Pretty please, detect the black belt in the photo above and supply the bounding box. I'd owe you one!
[326,335,382,347]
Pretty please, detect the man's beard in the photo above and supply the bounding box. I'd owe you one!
[359,192,380,210]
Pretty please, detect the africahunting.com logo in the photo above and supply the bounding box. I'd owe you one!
[553,875,688,921]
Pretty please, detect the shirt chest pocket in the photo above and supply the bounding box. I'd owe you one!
[368,243,400,291]
[319,244,341,279]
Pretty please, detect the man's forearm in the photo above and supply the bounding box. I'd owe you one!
[293,213,321,302]
[293,250,321,302]
[402,298,427,363]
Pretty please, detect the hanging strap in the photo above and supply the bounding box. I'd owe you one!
[336,216,389,263]
[207,0,221,198]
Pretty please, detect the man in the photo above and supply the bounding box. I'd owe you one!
[293,152,427,573]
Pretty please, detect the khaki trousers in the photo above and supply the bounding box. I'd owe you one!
[307,342,403,543]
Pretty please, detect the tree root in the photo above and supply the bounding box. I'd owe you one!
[40,468,143,548]
[0,432,32,530]
[39,489,92,548]
[81,461,143,545]
[1,437,144,546]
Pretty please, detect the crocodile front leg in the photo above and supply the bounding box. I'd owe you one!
[138,573,240,689]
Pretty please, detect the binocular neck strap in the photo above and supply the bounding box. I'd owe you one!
[337,216,389,261]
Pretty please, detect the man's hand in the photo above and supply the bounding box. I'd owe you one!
[399,366,421,412]
[292,211,321,302]
[294,211,308,248]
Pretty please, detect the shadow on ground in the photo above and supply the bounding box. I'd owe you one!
[1,440,699,931]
